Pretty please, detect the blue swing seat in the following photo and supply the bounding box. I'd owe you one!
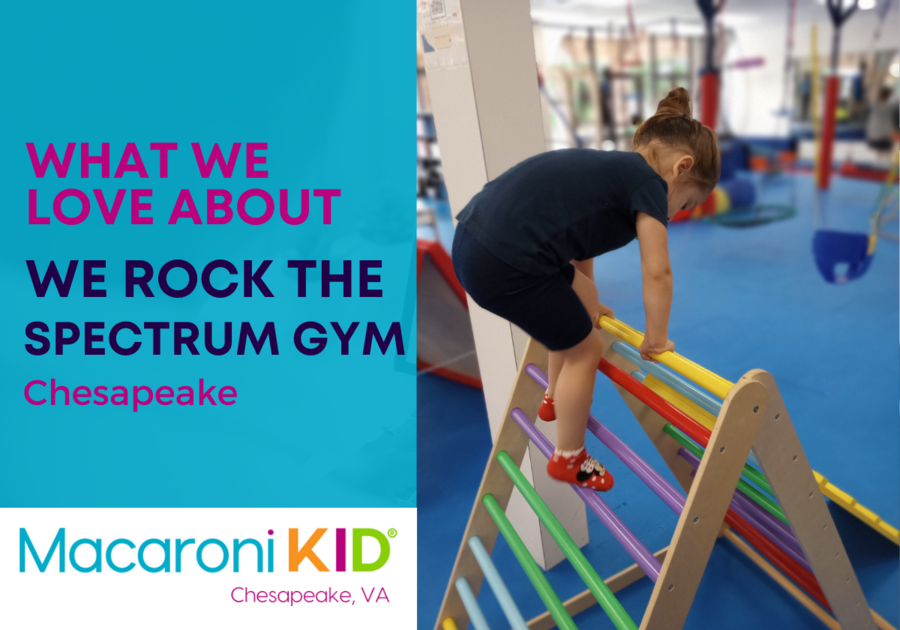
[812,230,873,283]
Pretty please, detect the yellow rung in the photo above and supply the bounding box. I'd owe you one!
[819,479,900,545]
[442,618,459,630]
[854,504,881,526]
[824,484,857,510]
[877,521,900,544]
[599,316,734,399]
[642,374,717,431]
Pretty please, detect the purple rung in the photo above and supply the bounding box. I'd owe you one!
[732,489,808,561]
[510,407,662,582]
[732,486,806,555]
[678,448,812,571]
[524,364,686,515]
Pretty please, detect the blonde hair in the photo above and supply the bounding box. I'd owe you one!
[632,87,720,190]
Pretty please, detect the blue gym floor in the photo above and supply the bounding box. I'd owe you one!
[418,172,899,629]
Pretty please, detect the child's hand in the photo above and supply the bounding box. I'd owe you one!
[639,337,675,363]
[595,303,614,328]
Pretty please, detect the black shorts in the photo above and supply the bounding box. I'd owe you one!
[451,225,594,351]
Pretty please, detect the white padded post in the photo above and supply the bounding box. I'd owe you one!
[419,0,588,569]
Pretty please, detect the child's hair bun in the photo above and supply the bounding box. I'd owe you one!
[656,87,692,119]
[631,86,719,190]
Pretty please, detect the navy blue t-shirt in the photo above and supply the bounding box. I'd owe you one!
[457,149,669,276]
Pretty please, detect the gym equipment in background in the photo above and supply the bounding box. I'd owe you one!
[693,0,723,219]
[538,70,585,149]
[707,176,798,228]
[817,0,859,191]
[813,151,900,283]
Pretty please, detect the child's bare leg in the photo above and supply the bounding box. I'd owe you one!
[541,266,594,420]
[571,268,601,325]
[555,330,605,451]
[542,264,613,490]
[546,350,564,399]
[546,329,613,490]
[539,349,566,421]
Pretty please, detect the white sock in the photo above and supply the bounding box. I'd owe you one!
[554,446,585,459]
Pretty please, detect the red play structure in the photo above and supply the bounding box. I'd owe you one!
[417,239,482,389]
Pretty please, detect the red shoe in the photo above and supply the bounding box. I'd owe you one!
[547,447,614,492]
[538,394,556,422]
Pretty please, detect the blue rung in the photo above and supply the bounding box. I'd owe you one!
[613,341,721,416]
[614,341,762,469]
[468,536,529,630]
[455,576,492,630]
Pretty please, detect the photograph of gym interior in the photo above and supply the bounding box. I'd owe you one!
[417,1,899,629]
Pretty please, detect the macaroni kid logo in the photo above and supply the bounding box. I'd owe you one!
[19,526,395,574]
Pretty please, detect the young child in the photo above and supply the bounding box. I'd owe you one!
[452,88,719,492]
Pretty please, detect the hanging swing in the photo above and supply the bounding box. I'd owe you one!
[813,150,899,283]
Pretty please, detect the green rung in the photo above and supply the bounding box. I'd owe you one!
[482,494,578,630]
[496,451,638,630]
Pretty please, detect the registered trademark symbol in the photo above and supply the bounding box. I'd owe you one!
[387,528,398,538]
